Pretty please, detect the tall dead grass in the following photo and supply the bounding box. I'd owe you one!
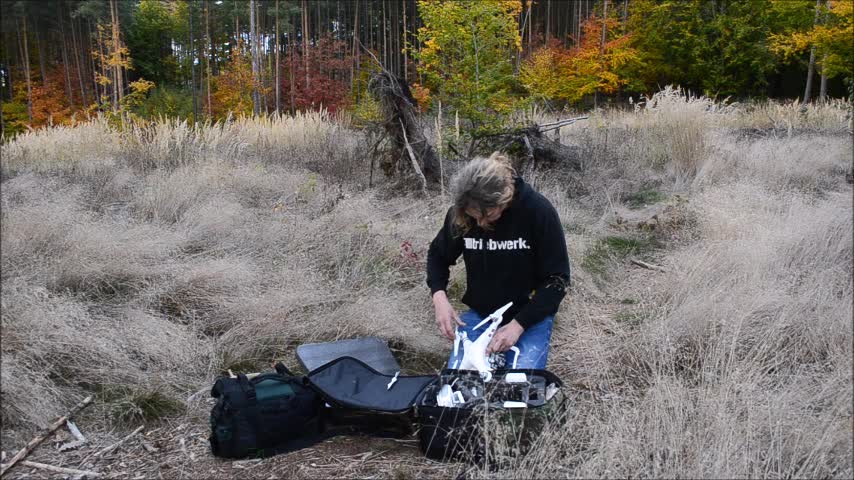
[0,111,441,444]
[479,93,853,478]
[1,92,851,478]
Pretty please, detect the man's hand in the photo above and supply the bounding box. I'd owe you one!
[433,291,464,340]
[487,320,524,354]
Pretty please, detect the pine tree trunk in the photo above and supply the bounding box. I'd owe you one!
[35,27,48,89]
[545,0,550,44]
[526,0,532,56]
[819,2,829,103]
[58,3,74,107]
[595,0,608,108]
[109,0,123,111]
[275,0,281,115]
[260,0,268,114]
[70,12,88,107]
[288,11,296,112]
[352,0,360,99]
[89,20,102,105]
[302,0,310,90]
[249,0,260,116]
[4,29,14,101]
[623,0,629,33]
[18,15,33,122]
[402,0,408,81]
[234,0,239,45]
[189,0,198,121]
[206,0,213,117]
[382,0,388,70]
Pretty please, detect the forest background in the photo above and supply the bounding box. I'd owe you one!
[1,0,852,139]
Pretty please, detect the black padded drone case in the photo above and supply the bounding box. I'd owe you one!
[304,356,435,437]
[304,356,566,462]
[415,368,565,462]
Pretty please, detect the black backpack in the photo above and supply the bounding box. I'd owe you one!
[209,363,326,458]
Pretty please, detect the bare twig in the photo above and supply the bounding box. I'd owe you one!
[186,386,209,404]
[0,395,93,477]
[92,425,144,458]
[15,460,102,478]
[538,115,589,129]
[523,135,535,165]
[58,440,87,452]
[630,258,667,272]
[368,131,387,188]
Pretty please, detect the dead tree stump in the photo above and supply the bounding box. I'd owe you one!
[368,72,441,187]
[473,123,585,171]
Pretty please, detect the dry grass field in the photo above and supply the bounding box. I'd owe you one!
[1,90,852,478]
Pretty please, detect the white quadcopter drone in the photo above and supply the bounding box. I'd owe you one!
[452,301,520,382]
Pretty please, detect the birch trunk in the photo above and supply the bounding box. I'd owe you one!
[803,0,822,103]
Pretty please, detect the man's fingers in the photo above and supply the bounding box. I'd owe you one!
[453,311,465,326]
[437,318,450,340]
[486,337,498,355]
[444,319,455,340]
[489,333,507,353]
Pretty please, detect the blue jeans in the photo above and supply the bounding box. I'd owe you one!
[446,310,554,370]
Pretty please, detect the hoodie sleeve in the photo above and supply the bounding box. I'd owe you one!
[514,201,571,330]
[426,207,465,295]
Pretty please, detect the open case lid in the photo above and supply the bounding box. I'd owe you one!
[297,337,401,375]
[306,357,436,413]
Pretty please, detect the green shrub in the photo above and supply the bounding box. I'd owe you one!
[1,100,30,140]
[100,386,184,424]
[132,86,194,122]
[581,235,661,278]
[624,188,667,209]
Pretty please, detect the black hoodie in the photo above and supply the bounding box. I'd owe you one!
[426,177,571,329]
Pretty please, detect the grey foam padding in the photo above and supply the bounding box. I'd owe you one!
[297,336,401,375]
[307,357,434,412]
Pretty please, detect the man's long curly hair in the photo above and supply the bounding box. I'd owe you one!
[450,152,516,235]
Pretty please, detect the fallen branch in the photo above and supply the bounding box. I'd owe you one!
[18,460,101,478]
[630,258,666,272]
[522,135,535,165]
[0,395,93,477]
[400,119,428,196]
[92,425,144,458]
[538,115,589,133]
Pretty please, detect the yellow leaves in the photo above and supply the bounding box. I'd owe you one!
[210,44,269,118]
[129,79,156,96]
[96,73,113,87]
[414,0,524,125]
[424,38,440,53]
[771,0,853,79]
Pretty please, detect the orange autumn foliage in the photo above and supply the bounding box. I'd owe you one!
[410,83,431,112]
[210,44,266,118]
[29,66,80,127]
[521,15,639,104]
